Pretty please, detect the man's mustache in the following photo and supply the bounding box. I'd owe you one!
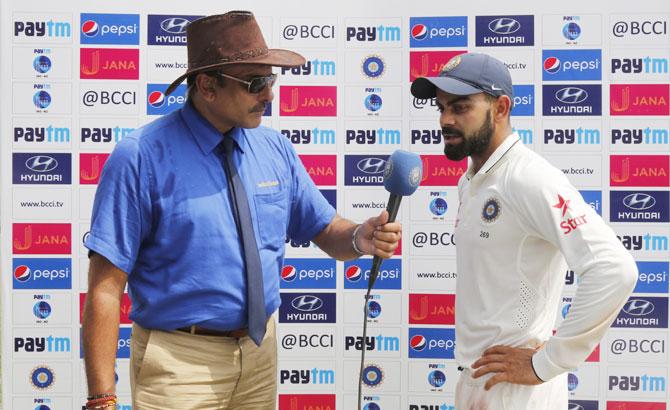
[442,127,463,138]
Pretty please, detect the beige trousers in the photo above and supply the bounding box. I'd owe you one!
[130,319,277,410]
[455,369,567,410]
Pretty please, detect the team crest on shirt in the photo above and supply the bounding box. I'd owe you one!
[481,197,501,223]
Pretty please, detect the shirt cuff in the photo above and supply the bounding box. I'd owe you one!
[531,347,565,382]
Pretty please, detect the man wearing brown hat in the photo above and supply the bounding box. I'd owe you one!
[81,11,401,410]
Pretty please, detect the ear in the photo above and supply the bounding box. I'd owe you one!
[493,95,512,122]
[195,73,217,102]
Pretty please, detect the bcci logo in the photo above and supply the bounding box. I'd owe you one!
[362,363,384,388]
[481,197,501,223]
[362,55,385,79]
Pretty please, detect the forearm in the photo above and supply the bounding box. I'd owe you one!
[533,248,638,381]
[312,214,360,261]
[82,290,122,395]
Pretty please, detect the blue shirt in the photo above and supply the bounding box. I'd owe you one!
[84,101,335,330]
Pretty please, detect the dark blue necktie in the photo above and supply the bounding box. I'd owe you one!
[221,136,266,346]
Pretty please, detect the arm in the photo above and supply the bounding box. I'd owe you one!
[312,210,401,261]
[82,253,128,396]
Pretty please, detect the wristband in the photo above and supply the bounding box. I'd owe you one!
[352,224,364,256]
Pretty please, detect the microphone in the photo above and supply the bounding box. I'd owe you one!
[366,150,422,292]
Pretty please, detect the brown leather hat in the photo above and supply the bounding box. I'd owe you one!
[165,11,305,95]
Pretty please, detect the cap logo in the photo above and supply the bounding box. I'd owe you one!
[440,55,461,74]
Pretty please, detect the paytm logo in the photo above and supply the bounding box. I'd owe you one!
[544,127,600,145]
[346,25,401,42]
[610,191,669,223]
[609,374,666,392]
[14,335,71,353]
[280,258,336,289]
[618,233,669,252]
[476,15,534,46]
[148,15,202,46]
[344,334,400,352]
[14,125,70,143]
[14,18,71,39]
[542,85,602,116]
[147,84,186,115]
[81,125,134,144]
[408,328,455,359]
[281,128,335,145]
[80,13,139,45]
[12,258,71,290]
[634,261,669,294]
[542,49,602,81]
[613,296,668,329]
[579,190,602,216]
[612,56,669,74]
[409,16,467,47]
[345,128,400,145]
[280,59,336,76]
[611,127,669,145]
[280,367,335,385]
[510,85,534,116]
[344,258,401,289]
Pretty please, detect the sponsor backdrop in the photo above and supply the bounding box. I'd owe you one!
[1,0,669,409]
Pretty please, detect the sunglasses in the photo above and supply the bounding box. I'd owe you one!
[218,72,277,94]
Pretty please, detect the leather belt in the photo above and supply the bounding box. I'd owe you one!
[175,325,249,338]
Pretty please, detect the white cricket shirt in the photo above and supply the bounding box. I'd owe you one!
[454,133,637,382]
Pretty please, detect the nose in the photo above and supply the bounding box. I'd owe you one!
[440,110,456,127]
[258,85,274,103]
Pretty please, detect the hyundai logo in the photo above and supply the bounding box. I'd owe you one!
[488,18,521,35]
[555,87,588,104]
[357,158,387,174]
[25,155,58,172]
[160,17,190,34]
[291,295,323,312]
[623,193,656,210]
[623,299,654,316]
[568,404,584,410]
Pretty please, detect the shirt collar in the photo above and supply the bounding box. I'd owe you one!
[180,99,247,154]
[466,132,520,179]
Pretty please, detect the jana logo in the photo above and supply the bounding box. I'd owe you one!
[623,193,656,210]
[488,17,520,34]
[543,57,561,74]
[33,55,52,73]
[411,24,428,40]
[410,335,427,351]
[555,87,588,104]
[291,295,323,312]
[148,91,165,108]
[33,91,51,109]
[160,17,190,34]
[25,155,58,172]
[623,299,655,316]
[357,158,387,174]
[81,20,99,37]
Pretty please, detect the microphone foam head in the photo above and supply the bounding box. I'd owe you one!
[383,150,423,196]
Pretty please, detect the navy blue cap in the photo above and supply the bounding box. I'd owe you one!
[411,53,513,100]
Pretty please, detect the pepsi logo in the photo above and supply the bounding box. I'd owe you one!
[148,91,165,108]
[410,335,427,351]
[14,265,31,282]
[543,57,561,74]
[411,24,428,40]
[81,20,100,37]
[345,265,362,282]
[281,265,297,282]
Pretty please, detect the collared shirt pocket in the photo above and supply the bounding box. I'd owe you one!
[253,188,288,250]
